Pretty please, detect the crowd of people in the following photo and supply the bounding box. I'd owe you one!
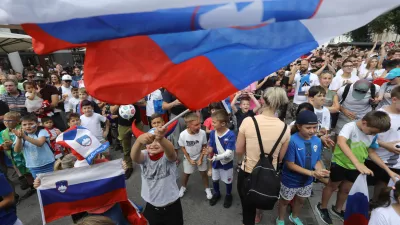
[1,42,400,225]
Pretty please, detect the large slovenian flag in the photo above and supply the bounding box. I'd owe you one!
[1,0,399,109]
[36,159,143,224]
[344,174,370,225]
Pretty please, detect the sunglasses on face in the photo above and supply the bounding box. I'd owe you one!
[311,60,315,63]
[354,88,368,93]
[65,80,72,83]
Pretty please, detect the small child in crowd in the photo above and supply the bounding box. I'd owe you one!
[68,87,80,113]
[23,81,43,113]
[67,113,82,128]
[308,86,331,134]
[368,86,400,203]
[178,112,212,199]
[41,117,63,159]
[277,110,329,225]
[203,102,223,134]
[207,110,236,208]
[131,126,183,225]
[0,112,32,191]
[316,111,399,224]
[231,91,261,129]
[369,180,400,225]
[80,100,110,143]
[76,88,101,115]
[13,114,55,179]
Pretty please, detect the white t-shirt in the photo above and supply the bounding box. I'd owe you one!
[378,83,398,109]
[80,113,106,142]
[358,67,385,81]
[335,68,357,78]
[369,205,400,225]
[329,73,360,91]
[68,97,80,113]
[178,129,207,161]
[375,107,400,169]
[293,72,320,105]
[146,89,163,117]
[61,86,73,112]
[314,107,331,131]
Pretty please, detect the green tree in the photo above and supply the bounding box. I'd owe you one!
[346,7,400,42]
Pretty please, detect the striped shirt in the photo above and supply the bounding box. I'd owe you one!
[0,90,27,115]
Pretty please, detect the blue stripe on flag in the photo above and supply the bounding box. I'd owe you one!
[40,174,125,206]
[150,20,318,90]
[345,192,370,220]
[36,0,320,44]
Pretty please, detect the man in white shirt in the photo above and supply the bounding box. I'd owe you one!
[287,59,320,123]
[330,58,360,92]
[61,75,73,112]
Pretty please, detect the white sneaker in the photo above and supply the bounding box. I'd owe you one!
[179,187,186,198]
[205,188,213,199]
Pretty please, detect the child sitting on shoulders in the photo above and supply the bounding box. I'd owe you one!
[207,110,236,208]
[23,81,43,113]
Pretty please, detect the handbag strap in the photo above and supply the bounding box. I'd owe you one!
[251,116,287,162]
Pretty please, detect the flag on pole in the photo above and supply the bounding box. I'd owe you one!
[344,174,370,225]
[1,0,398,109]
[36,159,146,224]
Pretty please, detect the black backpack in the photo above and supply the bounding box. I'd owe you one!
[340,83,377,109]
[243,116,287,210]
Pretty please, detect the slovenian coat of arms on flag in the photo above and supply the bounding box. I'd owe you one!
[36,159,147,225]
[56,126,109,167]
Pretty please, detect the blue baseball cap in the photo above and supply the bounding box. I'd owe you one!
[295,110,318,125]
[386,68,400,80]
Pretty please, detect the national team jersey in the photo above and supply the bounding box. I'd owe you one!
[281,133,322,188]
[333,122,379,170]
[209,129,236,170]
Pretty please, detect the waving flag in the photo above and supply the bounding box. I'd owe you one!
[36,159,146,224]
[344,174,369,225]
[1,0,398,109]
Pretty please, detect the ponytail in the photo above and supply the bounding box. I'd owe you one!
[370,180,400,210]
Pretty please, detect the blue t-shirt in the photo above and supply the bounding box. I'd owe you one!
[209,129,236,170]
[281,133,322,188]
[13,129,55,168]
[0,173,18,225]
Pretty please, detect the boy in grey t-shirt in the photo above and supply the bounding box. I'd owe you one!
[131,126,183,225]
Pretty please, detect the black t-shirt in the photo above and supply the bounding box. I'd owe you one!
[235,110,255,129]
[162,91,186,115]
[118,105,140,126]
[0,100,9,131]
[39,85,60,106]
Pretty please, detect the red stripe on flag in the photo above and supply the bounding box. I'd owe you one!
[42,188,127,223]
[22,24,86,54]
[344,214,369,225]
[84,36,238,110]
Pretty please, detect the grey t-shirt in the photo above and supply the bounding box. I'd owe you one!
[378,82,397,109]
[140,150,179,207]
[335,84,379,133]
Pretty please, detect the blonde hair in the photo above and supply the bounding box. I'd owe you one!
[184,112,199,124]
[262,87,288,111]
[76,216,115,225]
[78,88,87,94]
[54,154,77,171]
[211,110,229,124]
[4,111,21,120]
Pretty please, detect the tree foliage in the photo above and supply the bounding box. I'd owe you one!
[347,7,400,42]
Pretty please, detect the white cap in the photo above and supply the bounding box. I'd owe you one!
[62,75,72,81]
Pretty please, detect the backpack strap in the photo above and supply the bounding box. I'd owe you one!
[370,83,376,99]
[251,116,287,162]
[339,83,352,104]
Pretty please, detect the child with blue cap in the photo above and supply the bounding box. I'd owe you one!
[277,110,329,225]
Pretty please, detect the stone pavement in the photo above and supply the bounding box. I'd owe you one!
[12,147,320,225]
